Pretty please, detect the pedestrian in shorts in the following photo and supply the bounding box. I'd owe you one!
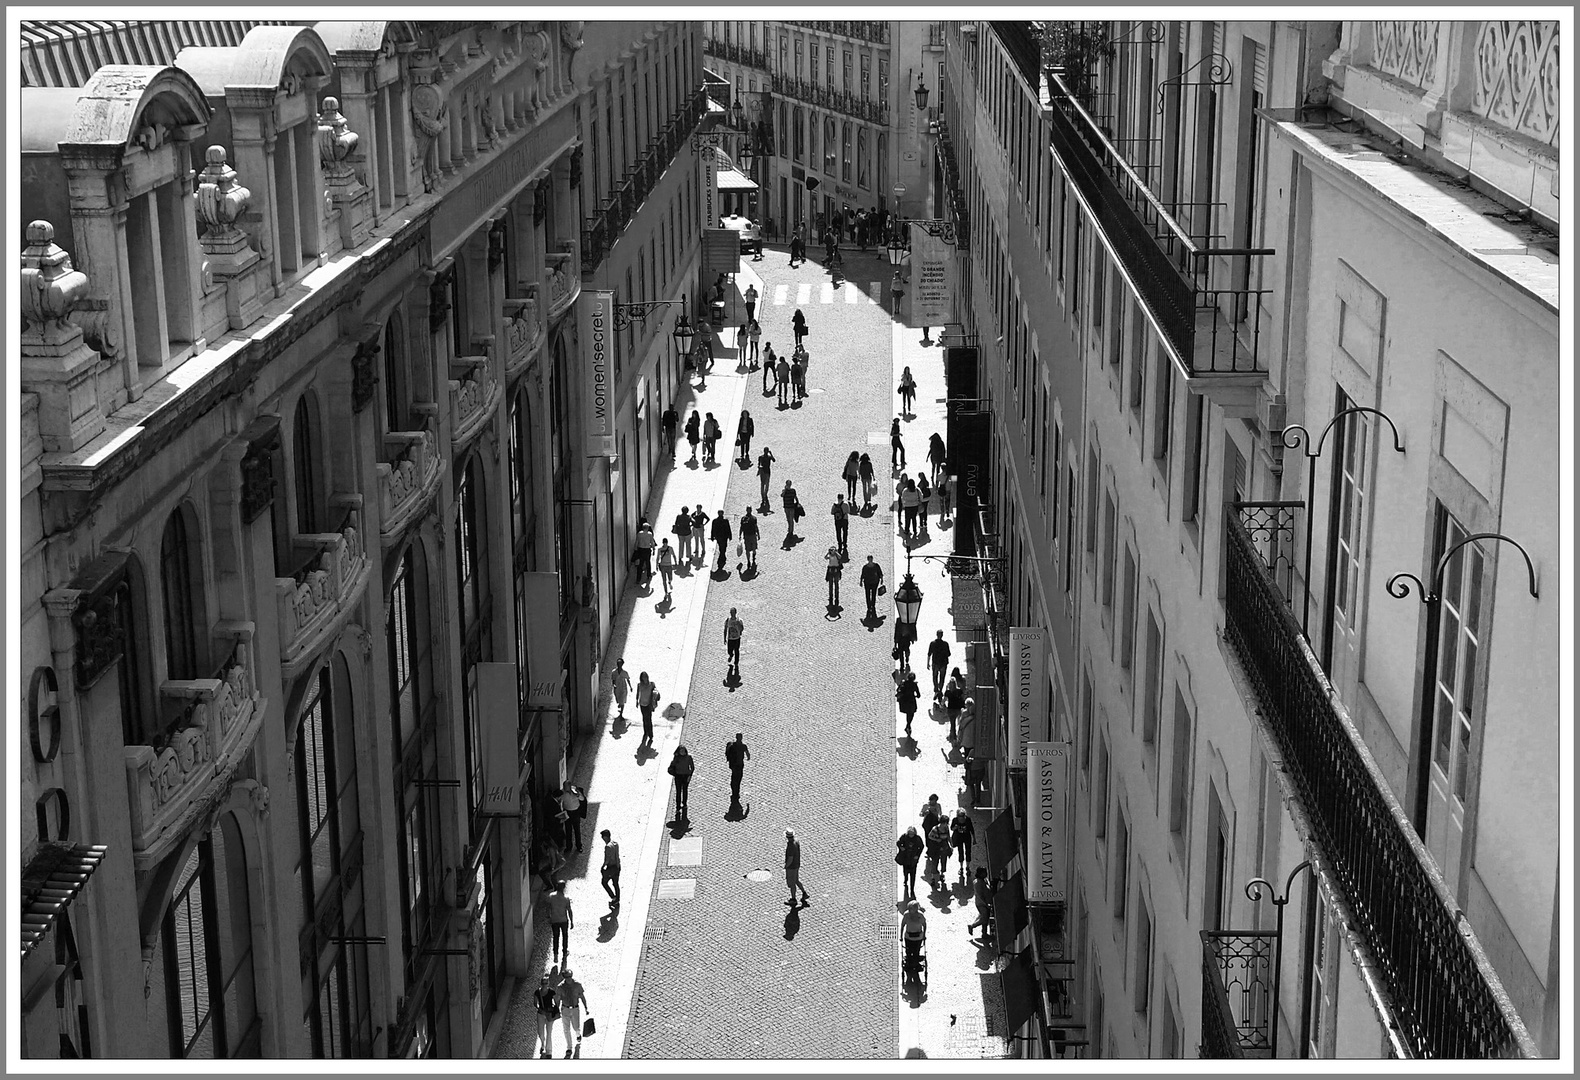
[534,973,561,1059]
[724,608,744,674]
[739,507,760,571]
[655,538,678,597]
[610,658,632,719]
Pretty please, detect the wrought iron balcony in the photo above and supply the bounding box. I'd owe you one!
[1046,72,1271,382]
[1200,930,1275,1058]
[933,118,971,251]
[786,20,890,45]
[376,427,441,545]
[704,38,771,71]
[129,630,261,861]
[582,89,707,274]
[771,74,887,125]
[1223,506,1536,1058]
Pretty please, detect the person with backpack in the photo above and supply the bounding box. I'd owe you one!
[739,506,760,572]
[830,493,851,558]
[668,745,695,822]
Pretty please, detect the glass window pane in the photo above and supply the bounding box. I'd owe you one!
[1465,550,1484,636]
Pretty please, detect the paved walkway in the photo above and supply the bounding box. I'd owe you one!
[491,241,1005,1060]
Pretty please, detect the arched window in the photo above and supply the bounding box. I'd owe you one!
[293,395,319,534]
[382,316,403,434]
[454,456,490,815]
[160,509,201,681]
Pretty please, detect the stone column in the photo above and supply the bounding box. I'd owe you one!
[334,56,382,223]
[226,93,285,296]
[60,150,136,401]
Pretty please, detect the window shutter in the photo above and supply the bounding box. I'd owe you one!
[1253,42,1267,95]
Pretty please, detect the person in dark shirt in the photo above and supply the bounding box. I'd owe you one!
[725,733,751,805]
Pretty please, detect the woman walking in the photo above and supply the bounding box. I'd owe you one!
[781,480,802,541]
[655,538,678,598]
[935,472,952,523]
[944,667,967,741]
[534,973,561,1059]
[673,505,694,562]
[747,318,762,365]
[757,447,777,511]
[890,417,906,470]
[824,544,844,607]
[896,826,925,900]
[791,350,808,401]
[842,451,861,502]
[927,432,948,484]
[900,477,922,540]
[737,409,755,464]
[761,342,777,394]
[899,366,918,417]
[684,409,701,464]
[610,658,633,719]
[896,667,921,738]
[949,807,976,877]
[689,506,709,566]
[635,672,660,749]
[858,453,877,509]
[927,817,953,885]
[791,307,808,349]
[633,518,656,584]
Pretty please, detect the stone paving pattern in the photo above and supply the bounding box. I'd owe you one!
[623,244,902,1059]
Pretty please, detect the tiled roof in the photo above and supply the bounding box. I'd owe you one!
[20,842,108,959]
[18,20,292,87]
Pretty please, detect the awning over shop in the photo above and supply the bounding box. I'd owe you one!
[21,843,107,959]
[1000,943,1041,1036]
[985,808,1018,875]
[993,869,1028,953]
[716,168,758,191]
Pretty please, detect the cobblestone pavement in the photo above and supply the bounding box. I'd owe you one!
[622,244,903,1059]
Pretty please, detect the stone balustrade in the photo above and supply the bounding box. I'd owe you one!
[546,244,580,319]
[125,628,260,858]
[274,511,370,676]
[448,355,500,447]
[503,293,544,376]
[376,428,442,544]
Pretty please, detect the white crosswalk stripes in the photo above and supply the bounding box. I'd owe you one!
[845,283,860,304]
[869,282,882,304]
[796,283,812,305]
[773,284,789,306]
[771,280,888,305]
[821,283,834,304]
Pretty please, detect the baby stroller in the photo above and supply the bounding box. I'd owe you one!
[901,923,928,985]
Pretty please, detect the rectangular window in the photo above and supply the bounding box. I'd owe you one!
[1085,444,1101,555]
[1134,899,1153,1013]
[1094,734,1110,841]
[1142,611,1162,749]
[1184,393,1207,522]
[1129,308,1147,417]
[1153,358,1173,465]
[1101,492,1117,611]
[1072,214,1083,313]
[1080,667,1094,774]
[842,122,852,182]
[1431,506,1485,804]
[1332,388,1372,626]
[843,49,852,92]
[1051,428,1063,543]
[795,37,804,80]
[825,45,834,87]
[1169,687,1194,839]
[1066,465,1078,595]
[1056,178,1067,282]
[1120,549,1139,670]
[879,56,889,101]
[861,52,871,100]
[810,43,820,84]
[1113,810,1129,921]
[877,132,887,194]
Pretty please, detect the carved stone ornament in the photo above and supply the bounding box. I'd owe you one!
[195,146,251,240]
[317,97,361,176]
[251,783,271,819]
[351,337,380,413]
[410,82,448,139]
[20,221,90,345]
[560,22,585,53]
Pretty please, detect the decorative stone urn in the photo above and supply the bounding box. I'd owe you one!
[319,97,372,249]
[19,221,110,451]
[194,147,266,329]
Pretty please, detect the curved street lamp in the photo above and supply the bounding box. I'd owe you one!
[914,79,930,110]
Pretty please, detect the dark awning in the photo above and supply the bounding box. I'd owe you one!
[21,842,107,959]
[1000,943,1041,1036]
[993,869,1028,953]
[985,808,1018,874]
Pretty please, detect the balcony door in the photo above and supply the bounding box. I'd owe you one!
[1423,505,1485,893]
[1320,390,1373,702]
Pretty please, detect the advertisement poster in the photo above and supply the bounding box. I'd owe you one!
[581,290,614,457]
[906,221,953,327]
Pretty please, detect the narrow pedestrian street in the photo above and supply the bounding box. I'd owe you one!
[493,240,1006,1060]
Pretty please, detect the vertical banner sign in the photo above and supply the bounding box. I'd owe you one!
[906,221,952,327]
[582,290,614,457]
[702,141,719,229]
[522,572,564,709]
[477,662,522,816]
[947,409,992,557]
[1007,627,1048,768]
[1026,741,1070,904]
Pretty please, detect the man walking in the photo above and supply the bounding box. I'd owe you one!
[702,411,722,465]
[744,282,759,322]
[757,447,776,511]
[668,745,695,822]
[762,343,777,393]
[545,879,573,966]
[599,829,622,907]
[725,733,751,805]
[655,538,677,597]
[775,353,791,407]
[661,403,680,460]
[860,555,885,619]
[556,968,588,1059]
[830,494,851,557]
[559,780,587,854]
[724,608,744,675]
[927,629,952,699]
[739,507,760,571]
[674,505,694,562]
[635,672,660,749]
[784,829,811,907]
[710,509,733,573]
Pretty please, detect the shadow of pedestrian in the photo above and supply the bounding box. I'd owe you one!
[667,817,691,838]
[710,568,732,582]
[704,460,722,471]
[896,737,920,760]
[723,669,742,692]
[903,1047,929,1058]
[901,974,929,1008]
[973,940,998,970]
[597,911,620,942]
[636,743,660,764]
[783,907,801,940]
[655,595,673,617]
[825,603,842,620]
[739,565,759,581]
[861,612,888,632]
[781,534,803,550]
[725,800,751,822]
[611,715,630,738]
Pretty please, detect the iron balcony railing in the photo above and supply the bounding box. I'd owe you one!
[786,20,890,45]
[934,118,971,252]
[769,73,889,126]
[991,20,1044,89]
[703,38,771,71]
[1200,930,1276,1059]
[581,88,707,274]
[1223,506,1537,1059]
[1046,71,1271,377]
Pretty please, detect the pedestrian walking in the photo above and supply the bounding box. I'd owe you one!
[668,745,695,821]
[899,366,917,416]
[610,658,633,719]
[600,829,622,906]
[890,417,906,470]
[559,780,587,853]
[921,793,947,836]
[673,505,694,562]
[791,307,808,348]
[661,404,680,460]
[702,412,721,464]
[896,669,921,737]
[896,826,925,899]
[725,733,751,805]
[737,409,755,463]
[781,480,802,540]
[735,322,750,365]
[724,608,744,674]
[950,807,976,875]
[744,283,759,322]
[685,409,701,463]
[944,669,967,740]
[927,630,952,699]
[791,351,808,401]
[917,474,932,519]
[831,493,851,556]
[534,973,561,1059]
[556,967,588,1058]
[936,472,953,522]
[927,432,948,484]
[655,538,677,597]
[762,342,777,393]
[545,879,573,964]
[635,672,660,748]
[784,829,811,906]
[775,353,792,406]
[842,451,861,502]
[859,453,877,509]
[757,447,776,510]
[739,507,760,571]
[860,555,885,618]
[893,619,915,670]
[900,478,922,539]
[690,506,709,566]
[747,318,762,364]
[967,867,1000,942]
[927,818,952,884]
[825,544,844,607]
[633,519,656,583]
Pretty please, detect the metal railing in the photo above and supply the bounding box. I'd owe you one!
[1046,71,1272,376]
[785,20,890,45]
[770,74,889,126]
[703,38,771,71]
[582,89,707,273]
[934,118,971,251]
[1200,930,1276,1058]
[1223,507,1536,1058]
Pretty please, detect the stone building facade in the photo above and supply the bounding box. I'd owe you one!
[18,18,706,1059]
[936,19,1556,1059]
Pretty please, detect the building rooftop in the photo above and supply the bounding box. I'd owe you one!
[18,20,285,87]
